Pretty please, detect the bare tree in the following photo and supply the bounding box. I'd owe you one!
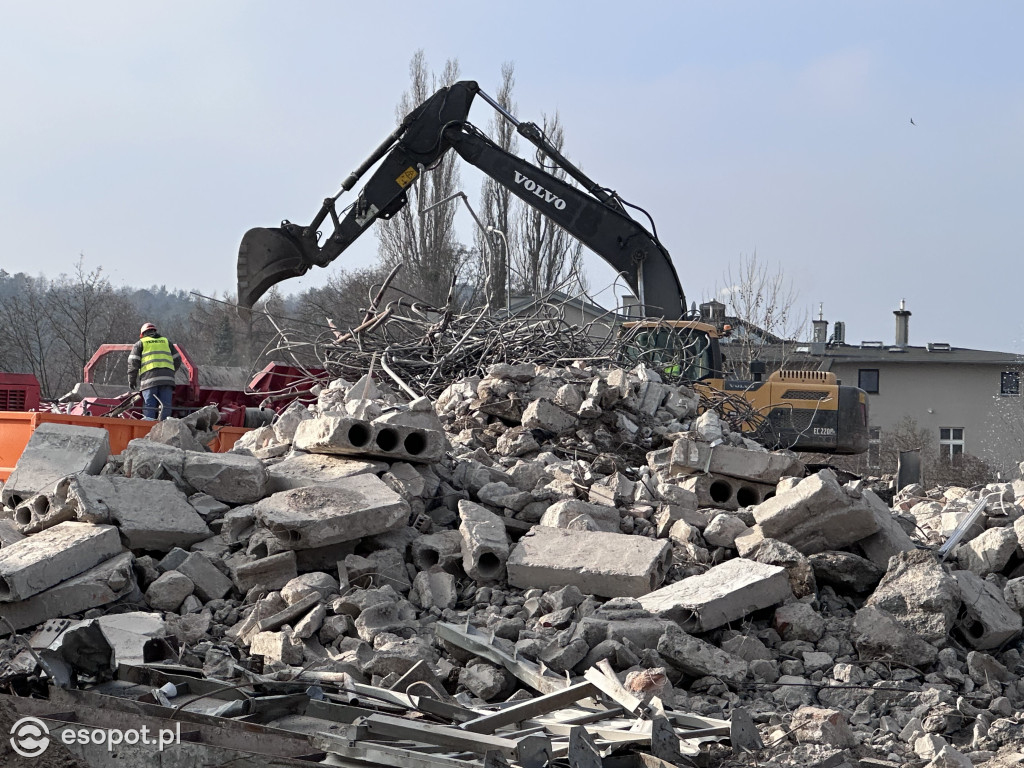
[377,51,469,307]
[46,258,141,392]
[0,274,62,396]
[511,112,585,298]
[715,252,808,378]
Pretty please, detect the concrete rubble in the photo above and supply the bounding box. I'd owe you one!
[0,362,1022,768]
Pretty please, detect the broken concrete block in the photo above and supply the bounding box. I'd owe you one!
[281,572,340,604]
[865,550,961,641]
[809,551,884,593]
[857,490,918,568]
[412,567,458,611]
[458,500,510,583]
[773,601,825,642]
[790,706,857,748]
[751,538,817,598]
[250,628,304,665]
[183,452,269,504]
[507,527,671,599]
[2,423,109,508]
[96,612,168,666]
[953,570,1022,650]
[851,606,938,667]
[702,513,749,548]
[522,399,576,435]
[411,530,463,573]
[146,418,208,452]
[0,522,122,601]
[231,550,297,593]
[0,552,136,634]
[751,470,880,555]
[254,475,410,549]
[48,475,210,551]
[638,558,792,632]
[656,625,747,682]
[175,552,233,602]
[294,413,444,464]
[266,453,386,493]
[668,437,804,484]
[539,499,620,533]
[121,439,186,481]
[1005,576,1024,616]
[145,570,194,611]
[679,473,775,511]
[957,527,1018,577]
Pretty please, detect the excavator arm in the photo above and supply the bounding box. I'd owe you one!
[237,80,686,319]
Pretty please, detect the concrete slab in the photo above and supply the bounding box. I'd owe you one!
[294,413,445,464]
[668,437,804,484]
[0,522,122,602]
[42,475,210,552]
[507,527,671,599]
[678,473,775,511]
[254,474,410,549]
[266,453,386,493]
[0,552,136,634]
[2,423,109,508]
[638,558,793,632]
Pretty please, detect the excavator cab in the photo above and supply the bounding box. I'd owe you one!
[619,320,725,381]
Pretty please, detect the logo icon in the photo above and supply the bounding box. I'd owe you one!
[10,717,50,758]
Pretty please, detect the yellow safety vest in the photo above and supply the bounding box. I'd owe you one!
[140,336,175,375]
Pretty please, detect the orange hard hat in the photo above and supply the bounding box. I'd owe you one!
[140,322,157,337]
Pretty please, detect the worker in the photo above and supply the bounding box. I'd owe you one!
[127,322,181,420]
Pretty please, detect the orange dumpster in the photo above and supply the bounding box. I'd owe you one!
[0,412,250,482]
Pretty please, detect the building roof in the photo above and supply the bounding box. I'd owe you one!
[809,343,1022,366]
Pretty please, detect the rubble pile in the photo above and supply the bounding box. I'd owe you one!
[1,362,1023,768]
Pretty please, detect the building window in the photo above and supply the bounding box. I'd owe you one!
[867,426,881,470]
[939,427,964,459]
[1000,371,1020,396]
[858,369,879,394]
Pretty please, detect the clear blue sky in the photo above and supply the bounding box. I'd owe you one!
[1,1,1021,351]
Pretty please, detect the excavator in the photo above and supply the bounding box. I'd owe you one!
[236,80,868,455]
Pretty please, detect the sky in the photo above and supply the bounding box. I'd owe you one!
[1,1,1022,352]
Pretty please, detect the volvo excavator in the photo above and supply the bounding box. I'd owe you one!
[236,80,868,454]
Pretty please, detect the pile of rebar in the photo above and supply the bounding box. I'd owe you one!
[251,273,767,432]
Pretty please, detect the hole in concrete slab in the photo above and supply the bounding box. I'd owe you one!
[250,541,269,558]
[404,432,427,456]
[966,620,986,639]
[347,423,371,447]
[420,550,440,568]
[0,577,10,601]
[736,486,758,507]
[709,480,733,503]
[763,491,775,501]
[14,507,31,527]
[7,494,24,508]
[375,428,399,452]
[477,552,502,578]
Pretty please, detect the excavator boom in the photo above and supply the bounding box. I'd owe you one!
[237,80,685,318]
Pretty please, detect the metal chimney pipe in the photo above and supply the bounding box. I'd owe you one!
[894,299,911,347]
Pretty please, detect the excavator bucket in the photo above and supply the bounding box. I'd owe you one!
[236,227,310,310]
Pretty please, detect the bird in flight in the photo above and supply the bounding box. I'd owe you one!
[910,118,916,126]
